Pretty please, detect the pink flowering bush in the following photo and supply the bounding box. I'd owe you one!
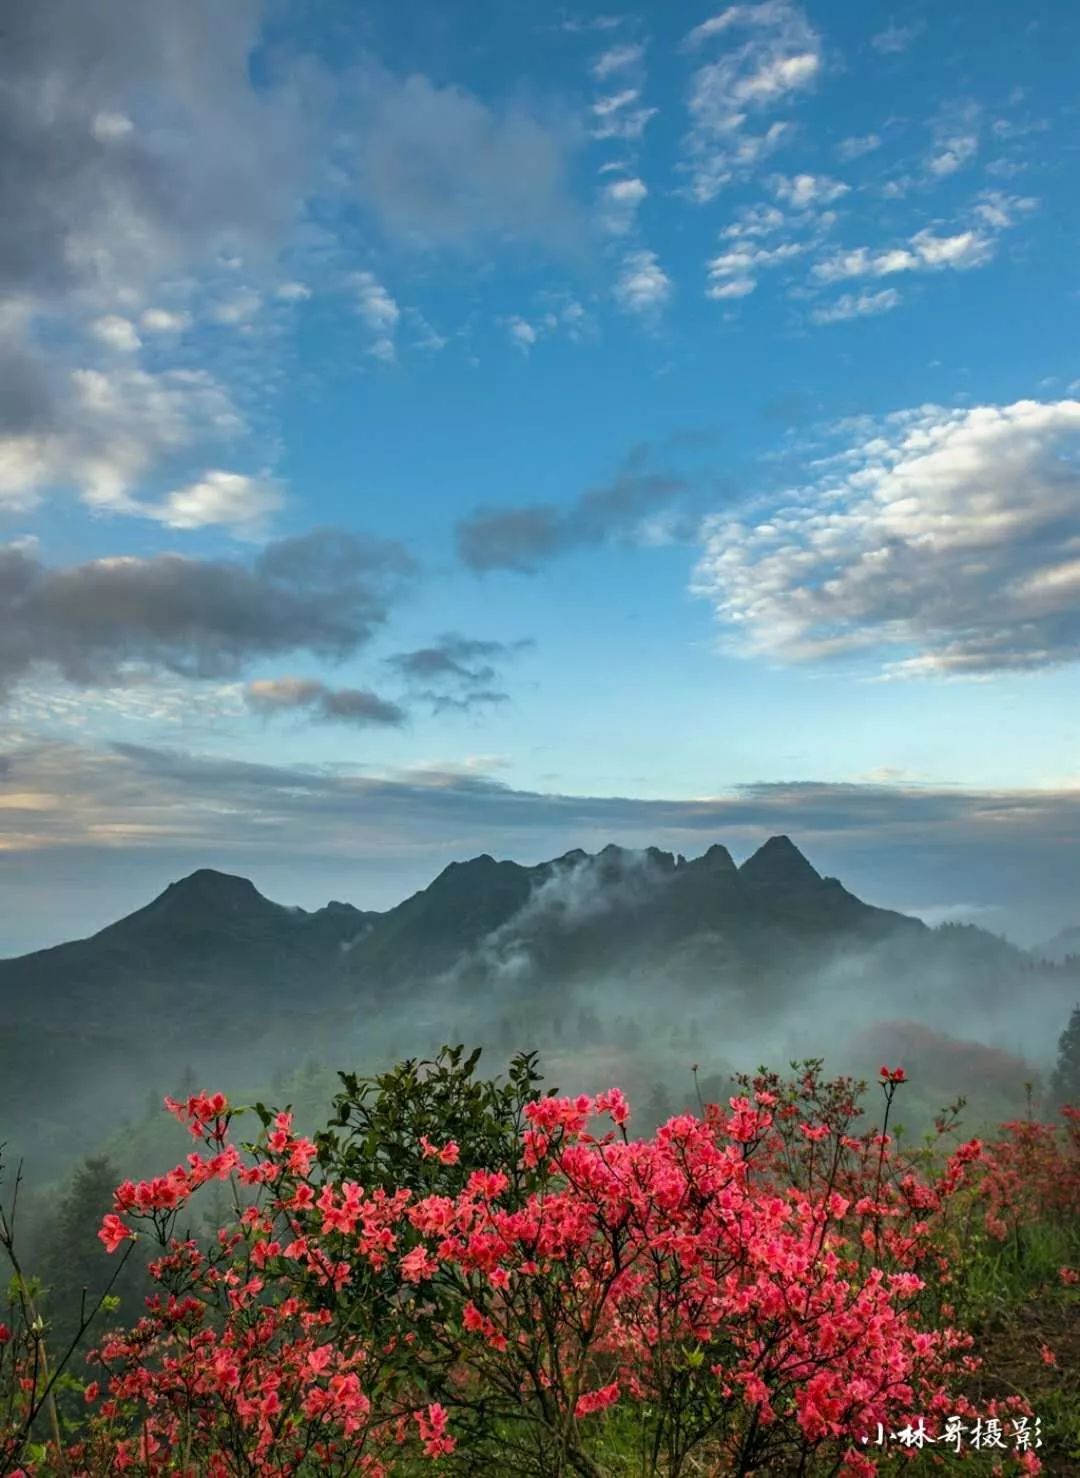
[975,1106,1080,1243]
[0,1053,1052,1476]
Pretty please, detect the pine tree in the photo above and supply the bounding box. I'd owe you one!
[1049,1002,1080,1108]
[37,1157,151,1408]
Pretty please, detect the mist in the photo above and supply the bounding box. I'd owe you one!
[4,838,1075,1225]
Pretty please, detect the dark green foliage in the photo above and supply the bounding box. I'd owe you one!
[37,1157,150,1354]
[245,1046,556,1438]
[1049,1002,1080,1108]
[310,1043,551,1198]
[6,1156,154,1437]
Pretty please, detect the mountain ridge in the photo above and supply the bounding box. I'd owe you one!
[3,837,1076,1177]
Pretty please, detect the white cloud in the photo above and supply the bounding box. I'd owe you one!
[682,2,822,202]
[971,190,1038,230]
[708,276,758,300]
[692,399,1080,674]
[591,87,657,141]
[352,271,399,331]
[924,101,982,181]
[589,32,655,141]
[88,315,142,352]
[815,226,996,282]
[501,296,593,352]
[811,287,901,323]
[815,245,916,280]
[0,364,246,520]
[352,270,400,363]
[504,316,538,352]
[140,308,192,334]
[210,291,262,326]
[928,134,978,178]
[910,228,991,268]
[721,203,788,239]
[275,281,312,302]
[90,111,135,142]
[598,175,648,234]
[592,42,645,79]
[613,249,672,317]
[706,239,804,299]
[837,132,882,162]
[153,469,283,536]
[771,172,849,209]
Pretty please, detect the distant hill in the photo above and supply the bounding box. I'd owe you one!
[2,840,1077,1177]
[0,870,376,1167]
[1034,925,1080,965]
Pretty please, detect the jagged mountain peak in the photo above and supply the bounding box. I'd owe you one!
[738,835,821,888]
[689,843,737,874]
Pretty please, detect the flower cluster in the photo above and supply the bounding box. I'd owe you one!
[1,1061,1055,1477]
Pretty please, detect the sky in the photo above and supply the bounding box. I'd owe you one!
[2,0,1079,955]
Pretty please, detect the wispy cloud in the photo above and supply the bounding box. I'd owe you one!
[706,240,805,300]
[870,21,923,55]
[693,398,1080,675]
[810,287,901,323]
[836,132,882,162]
[811,199,1033,284]
[351,270,401,363]
[387,633,534,713]
[457,445,687,572]
[613,249,672,319]
[681,1,823,202]
[926,101,982,178]
[592,41,646,79]
[246,677,406,727]
[499,294,592,353]
[591,86,657,142]
[598,175,648,235]
[770,172,849,209]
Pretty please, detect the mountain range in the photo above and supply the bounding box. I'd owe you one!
[2,837,1076,1175]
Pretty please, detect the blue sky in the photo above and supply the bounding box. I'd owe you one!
[2,0,1079,952]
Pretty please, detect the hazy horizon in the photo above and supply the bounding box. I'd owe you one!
[1,830,1070,961]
